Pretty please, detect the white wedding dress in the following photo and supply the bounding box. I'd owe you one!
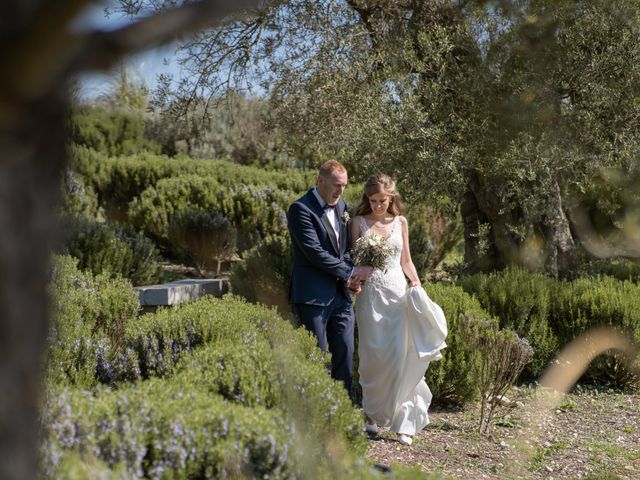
[355,216,447,435]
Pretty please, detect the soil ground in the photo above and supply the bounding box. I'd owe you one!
[366,387,639,479]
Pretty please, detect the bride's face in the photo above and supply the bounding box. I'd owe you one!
[368,192,390,216]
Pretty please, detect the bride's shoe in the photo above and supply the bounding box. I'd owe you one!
[397,434,413,446]
[364,417,378,434]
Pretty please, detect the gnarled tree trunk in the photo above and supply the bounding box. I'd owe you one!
[462,170,576,275]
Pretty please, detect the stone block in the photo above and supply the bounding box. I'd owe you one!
[136,278,229,306]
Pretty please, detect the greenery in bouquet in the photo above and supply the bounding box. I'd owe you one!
[352,233,394,272]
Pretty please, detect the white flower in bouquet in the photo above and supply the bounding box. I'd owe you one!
[353,233,394,272]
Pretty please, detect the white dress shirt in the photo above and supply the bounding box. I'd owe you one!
[313,188,340,246]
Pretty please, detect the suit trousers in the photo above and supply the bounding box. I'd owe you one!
[294,288,354,394]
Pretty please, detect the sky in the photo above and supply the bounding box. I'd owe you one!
[73,2,181,100]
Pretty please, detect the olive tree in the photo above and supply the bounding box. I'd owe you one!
[131,0,640,275]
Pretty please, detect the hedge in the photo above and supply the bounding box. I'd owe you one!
[49,256,325,389]
[44,259,404,478]
[550,275,640,388]
[128,176,294,251]
[69,147,315,217]
[457,268,559,378]
[41,379,436,479]
[58,216,164,286]
[47,255,140,388]
[424,283,495,405]
[69,104,161,157]
[229,234,293,318]
[41,382,295,479]
[459,267,640,389]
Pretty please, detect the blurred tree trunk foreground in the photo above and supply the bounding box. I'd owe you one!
[0,1,257,478]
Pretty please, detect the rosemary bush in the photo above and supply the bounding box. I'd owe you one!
[229,234,293,319]
[168,208,237,276]
[461,314,534,433]
[460,268,640,390]
[423,283,494,405]
[59,216,164,286]
[129,175,292,251]
[458,267,557,378]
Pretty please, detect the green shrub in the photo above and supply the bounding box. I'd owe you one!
[49,266,325,388]
[229,234,293,318]
[550,275,640,389]
[90,152,182,221]
[59,168,102,220]
[59,216,164,286]
[47,256,140,388]
[459,268,640,390]
[125,296,322,380]
[168,208,237,276]
[569,256,640,283]
[424,283,493,405]
[458,267,559,378]
[70,104,160,156]
[72,150,314,216]
[41,374,401,479]
[462,315,534,433]
[42,293,371,478]
[408,215,436,280]
[41,382,293,479]
[129,176,293,251]
[43,451,128,480]
[343,183,364,207]
[45,258,446,477]
[179,341,282,408]
[176,342,364,452]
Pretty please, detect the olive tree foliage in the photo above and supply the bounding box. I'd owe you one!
[0,1,258,478]
[120,0,640,275]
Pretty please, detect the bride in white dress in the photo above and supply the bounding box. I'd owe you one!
[350,174,447,446]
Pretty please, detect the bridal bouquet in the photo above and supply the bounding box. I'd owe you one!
[352,233,394,272]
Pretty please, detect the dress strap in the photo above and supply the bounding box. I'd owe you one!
[389,215,400,236]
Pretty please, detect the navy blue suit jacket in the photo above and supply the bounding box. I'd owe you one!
[288,189,354,306]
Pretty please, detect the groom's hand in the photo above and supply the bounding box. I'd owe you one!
[347,281,362,295]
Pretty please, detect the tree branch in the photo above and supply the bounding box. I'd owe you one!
[73,0,263,73]
[0,0,93,108]
[0,0,262,104]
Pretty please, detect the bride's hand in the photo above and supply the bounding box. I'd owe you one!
[409,280,420,287]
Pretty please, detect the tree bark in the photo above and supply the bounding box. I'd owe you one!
[462,170,576,275]
[0,94,67,479]
[538,178,576,277]
[0,1,260,478]
[462,170,512,272]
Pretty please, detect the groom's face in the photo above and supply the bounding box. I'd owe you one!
[317,170,348,207]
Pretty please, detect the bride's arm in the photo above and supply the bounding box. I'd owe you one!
[347,217,364,293]
[399,216,421,287]
[350,215,362,247]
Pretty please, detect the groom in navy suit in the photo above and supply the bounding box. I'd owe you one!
[287,160,372,394]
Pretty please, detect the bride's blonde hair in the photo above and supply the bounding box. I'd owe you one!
[354,173,405,217]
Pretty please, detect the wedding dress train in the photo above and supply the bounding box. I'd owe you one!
[355,216,447,435]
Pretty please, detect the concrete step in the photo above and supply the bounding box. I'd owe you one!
[136,278,229,306]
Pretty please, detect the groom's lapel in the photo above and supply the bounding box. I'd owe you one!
[307,190,339,255]
[338,203,347,256]
[321,212,340,255]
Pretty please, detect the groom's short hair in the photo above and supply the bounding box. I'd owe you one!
[319,159,347,178]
